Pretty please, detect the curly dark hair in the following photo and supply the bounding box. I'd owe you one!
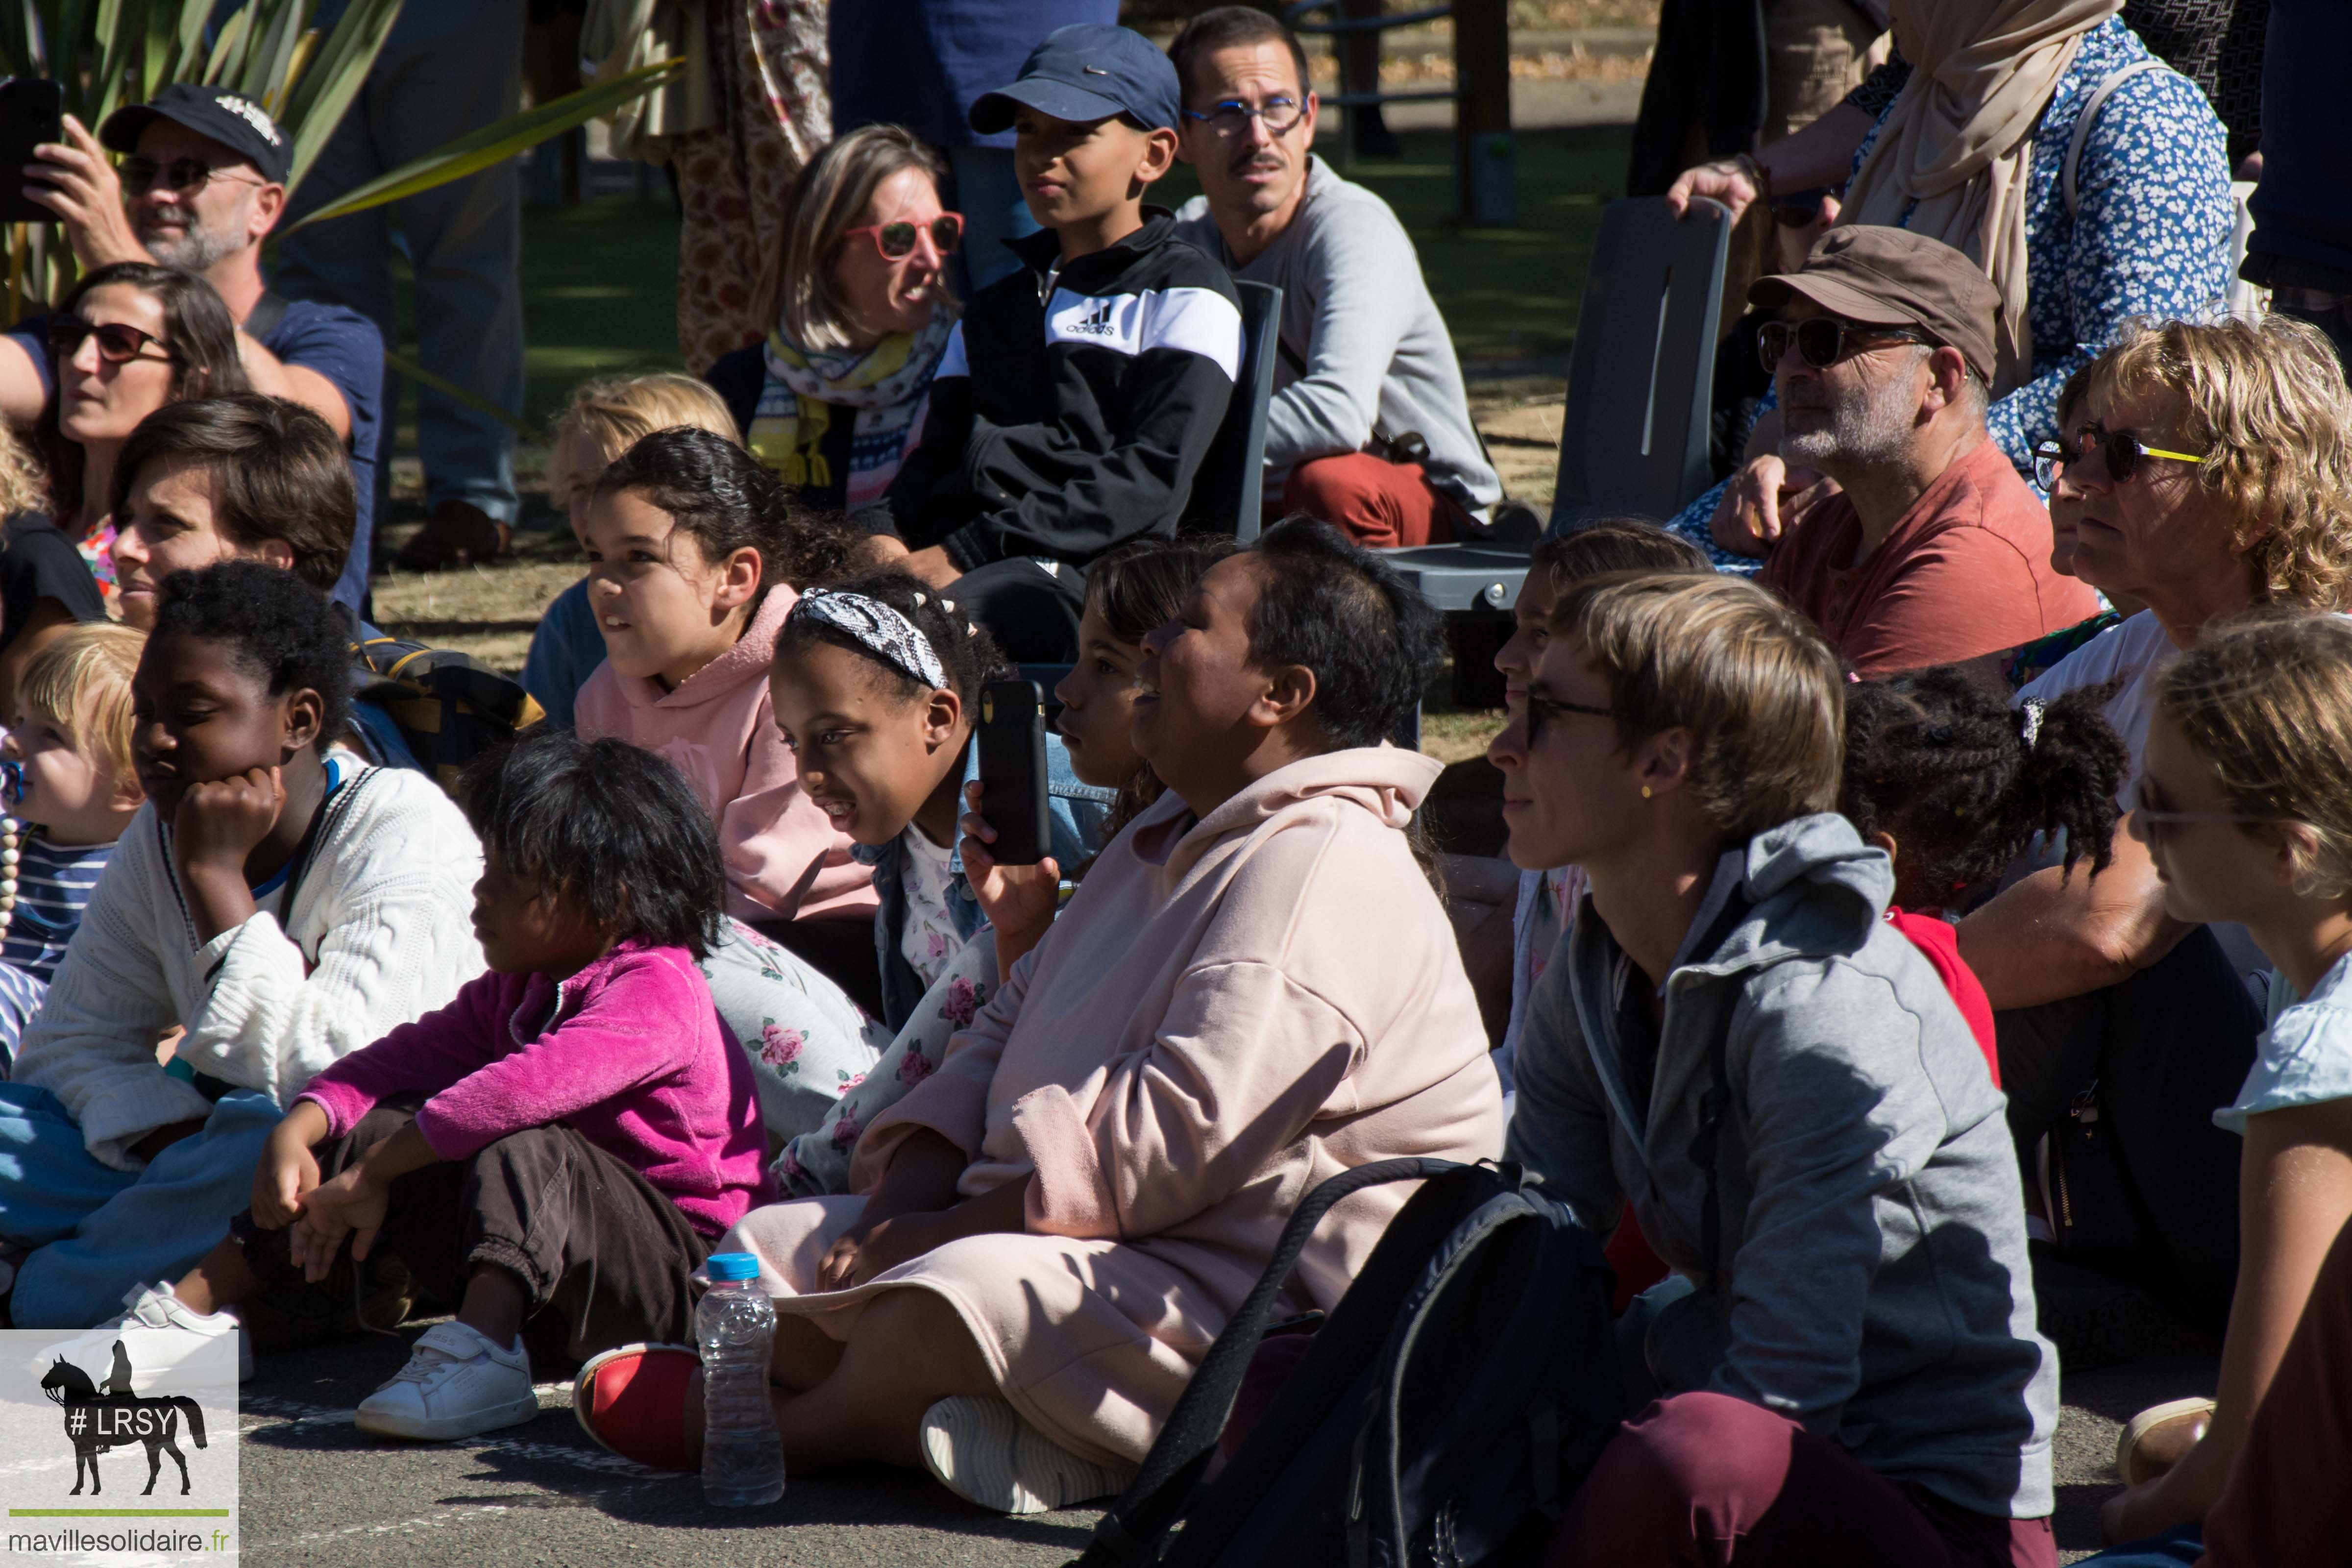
[1085,534,1239,833]
[593,426,856,605]
[1248,515,1443,751]
[149,561,352,754]
[458,728,727,961]
[1841,664,2127,907]
[773,567,1011,706]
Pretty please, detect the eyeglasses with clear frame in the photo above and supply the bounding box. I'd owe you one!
[2127,780,2283,837]
[1181,98,1307,137]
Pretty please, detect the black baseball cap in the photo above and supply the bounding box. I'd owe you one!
[970,24,1182,137]
[100,83,292,185]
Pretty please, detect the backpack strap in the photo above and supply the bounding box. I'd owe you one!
[2062,58,2168,218]
[1074,1156,1466,1568]
[242,289,291,340]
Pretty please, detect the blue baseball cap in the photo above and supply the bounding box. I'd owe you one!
[969,24,1182,137]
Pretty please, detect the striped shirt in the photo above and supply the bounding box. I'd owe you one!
[0,830,113,1069]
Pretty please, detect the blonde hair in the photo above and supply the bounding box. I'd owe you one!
[0,420,46,517]
[2081,315,2352,610]
[778,124,956,353]
[1550,572,1845,844]
[2160,609,2352,901]
[18,623,146,792]
[544,373,739,508]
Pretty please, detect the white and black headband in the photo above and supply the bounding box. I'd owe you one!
[790,588,951,690]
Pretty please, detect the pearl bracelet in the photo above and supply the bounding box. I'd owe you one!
[0,817,19,938]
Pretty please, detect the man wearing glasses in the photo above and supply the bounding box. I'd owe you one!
[0,84,383,614]
[1166,8,1497,548]
[1742,226,2096,676]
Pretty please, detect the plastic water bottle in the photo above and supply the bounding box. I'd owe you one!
[696,1252,784,1506]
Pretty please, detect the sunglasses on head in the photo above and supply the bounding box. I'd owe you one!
[841,212,963,261]
[1756,316,1939,374]
[2063,423,2206,486]
[118,155,259,198]
[46,315,174,367]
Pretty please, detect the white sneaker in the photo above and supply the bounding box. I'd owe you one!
[919,1395,1135,1515]
[354,1322,539,1441]
[63,1283,254,1384]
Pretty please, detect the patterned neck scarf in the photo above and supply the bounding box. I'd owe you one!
[750,310,955,507]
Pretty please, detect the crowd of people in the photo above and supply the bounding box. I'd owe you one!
[0,0,2345,1562]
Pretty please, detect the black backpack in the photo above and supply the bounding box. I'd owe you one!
[1070,1159,1624,1568]
[348,634,544,796]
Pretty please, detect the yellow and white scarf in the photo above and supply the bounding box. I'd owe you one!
[748,311,955,508]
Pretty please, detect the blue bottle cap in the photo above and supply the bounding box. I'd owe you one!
[703,1251,759,1283]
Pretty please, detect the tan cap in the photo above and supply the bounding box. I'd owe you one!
[1749,225,2003,383]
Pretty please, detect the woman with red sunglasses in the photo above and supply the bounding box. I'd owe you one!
[0,264,244,702]
[702,125,961,516]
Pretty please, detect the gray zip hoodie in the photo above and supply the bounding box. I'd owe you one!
[1505,813,2058,1519]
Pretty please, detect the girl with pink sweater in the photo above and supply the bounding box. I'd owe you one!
[128,731,768,1444]
[572,518,1505,1514]
[572,426,876,929]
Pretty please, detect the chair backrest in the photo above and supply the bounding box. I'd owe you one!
[1187,279,1284,543]
[1550,196,1731,528]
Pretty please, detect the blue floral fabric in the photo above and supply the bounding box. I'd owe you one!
[1670,17,2233,571]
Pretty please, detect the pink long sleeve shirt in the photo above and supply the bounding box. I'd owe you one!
[296,941,770,1236]
[574,584,876,923]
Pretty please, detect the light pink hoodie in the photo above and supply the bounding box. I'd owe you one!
[720,746,1504,1466]
[574,585,874,923]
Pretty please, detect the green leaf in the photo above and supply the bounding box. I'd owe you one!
[282,56,682,229]
[202,4,248,85]
[380,346,530,436]
[276,0,400,194]
[237,0,304,100]
[0,0,37,78]
[91,0,150,127]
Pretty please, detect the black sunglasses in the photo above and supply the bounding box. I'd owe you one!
[119,155,261,198]
[47,315,175,367]
[1757,316,1938,374]
[2065,423,2206,486]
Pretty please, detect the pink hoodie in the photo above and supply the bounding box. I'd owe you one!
[574,585,874,922]
[721,747,1505,1466]
[296,941,771,1237]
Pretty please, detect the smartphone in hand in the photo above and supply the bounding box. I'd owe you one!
[975,679,1051,866]
[0,80,63,225]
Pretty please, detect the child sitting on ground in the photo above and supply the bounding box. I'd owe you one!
[0,624,145,1067]
[1841,664,2129,1075]
[0,563,484,1330]
[771,536,1232,1196]
[2088,612,2352,1549]
[125,729,769,1440]
[572,426,877,969]
[869,24,1243,662]
[522,374,743,728]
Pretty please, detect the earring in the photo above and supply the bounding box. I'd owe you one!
[1641,785,1652,800]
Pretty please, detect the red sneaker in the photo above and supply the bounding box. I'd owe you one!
[573,1343,700,1470]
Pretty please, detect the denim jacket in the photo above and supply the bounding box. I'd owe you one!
[858,731,1112,1030]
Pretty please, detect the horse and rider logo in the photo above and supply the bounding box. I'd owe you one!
[38,1339,209,1496]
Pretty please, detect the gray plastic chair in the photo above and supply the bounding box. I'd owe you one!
[1188,279,1284,541]
[1381,195,1733,614]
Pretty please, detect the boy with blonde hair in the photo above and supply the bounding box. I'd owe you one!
[523,373,743,725]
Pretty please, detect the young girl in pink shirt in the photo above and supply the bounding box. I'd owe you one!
[118,729,769,1444]
[572,427,877,933]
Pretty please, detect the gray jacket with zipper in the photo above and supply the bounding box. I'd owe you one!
[1505,812,2058,1519]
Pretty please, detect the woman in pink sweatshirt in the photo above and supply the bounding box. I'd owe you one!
[571,426,877,930]
[124,731,769,1444]
[573,518,1506,1512]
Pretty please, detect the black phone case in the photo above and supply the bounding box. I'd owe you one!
[975,680,1052,867]
[0,80,64,226]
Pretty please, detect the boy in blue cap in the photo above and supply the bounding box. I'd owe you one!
[867,23,1244,662]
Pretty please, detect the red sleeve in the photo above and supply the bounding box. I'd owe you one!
[1887,909,1999,1086]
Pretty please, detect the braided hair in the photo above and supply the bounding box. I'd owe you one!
[1841,665,2127,909]
[773,568,1010,706]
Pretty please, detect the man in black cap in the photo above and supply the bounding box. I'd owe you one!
[0,86,384,612]
[1733,225,2097,676]
[865,22,1244,662]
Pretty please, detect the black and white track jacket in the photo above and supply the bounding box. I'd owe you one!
[876,207,1243,570]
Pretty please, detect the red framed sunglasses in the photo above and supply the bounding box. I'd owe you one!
[841,212,963,260]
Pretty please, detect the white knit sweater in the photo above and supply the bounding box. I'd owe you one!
[10,763,487,1170]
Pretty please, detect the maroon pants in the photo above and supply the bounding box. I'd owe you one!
[1539,1393,2056,1568]
[2201,1216,2352,1567]
[1278,452,1463,548]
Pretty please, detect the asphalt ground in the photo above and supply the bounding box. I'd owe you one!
[223,1319,2216,1566]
